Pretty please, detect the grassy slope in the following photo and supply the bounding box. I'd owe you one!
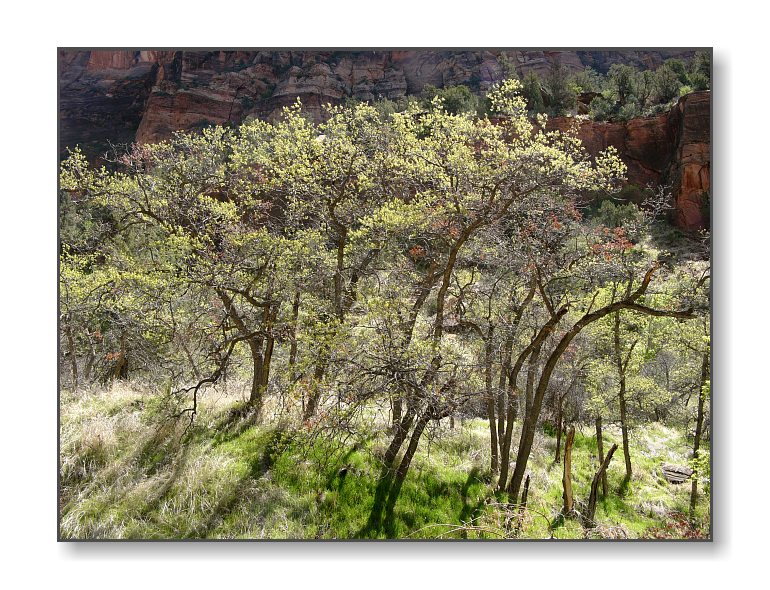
[59,383,710,539]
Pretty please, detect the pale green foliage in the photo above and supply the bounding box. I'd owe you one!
[59,80,709,539]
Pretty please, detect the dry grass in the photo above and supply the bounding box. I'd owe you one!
[59,382,710,540]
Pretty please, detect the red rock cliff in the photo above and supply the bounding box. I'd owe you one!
[59,50,709,231]
[547,91,710,231]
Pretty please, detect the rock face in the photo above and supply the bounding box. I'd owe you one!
[667,92,711,231]
[58,49,709,230]
[547,91,710,231]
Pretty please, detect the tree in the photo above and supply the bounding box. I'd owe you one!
[503,237,700,504]
[653,65,681,103]
[421,84,484,116]
[60,72,710,538]
[571,67,604,94]
[544,58,577,116]
[664,59,690,86]
[60,128,313,416]
[689,52,711,91]
[357,79,627,531]
[233,101,401,418]
[608,64,638,107]
[521,71,545,114]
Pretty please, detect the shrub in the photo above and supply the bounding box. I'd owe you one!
[617,99,641,121]
[664,58,690,86]
[571,67,605,94]
[690,52,711,89]
[592,199,642,228]
[589,94,615,121]
[690,72,709,91]
[608,64,638,106]
[422,84,482,115]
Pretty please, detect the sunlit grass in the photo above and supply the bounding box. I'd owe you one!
[59,383,710,539]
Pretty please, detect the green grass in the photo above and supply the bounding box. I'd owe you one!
[59,384,710,539]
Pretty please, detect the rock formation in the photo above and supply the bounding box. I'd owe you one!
[58,49,709,230]
[547,91,710,230]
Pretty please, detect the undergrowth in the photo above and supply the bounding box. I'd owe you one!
[59,383,710,539]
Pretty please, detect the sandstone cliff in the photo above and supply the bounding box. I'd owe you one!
[58,49,709,230]
[548,91,710,231]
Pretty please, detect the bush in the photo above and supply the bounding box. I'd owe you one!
[608,64,638,106]
[617,99,641,121]
[690,72,709,91]
[591,199,642,228]
[422,84,482,115]
[571,67,605,94]
[690,52,711,89]
[589,94,615,121]
[664,58,690,86]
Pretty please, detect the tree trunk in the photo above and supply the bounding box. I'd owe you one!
[496,284,535,468]
[506,265,693,504]
[383,414,431,518]
[505,384,550,502]
[614,311,633,483]
[304,311,332,420]
[392,397,402,431]
[82,327,97,382]
[585,443,618,526]
[217,290,266,413]
[497,332,514,459]
[497,373,521,490]
[618,381,632,483]
[595,415,608,498]
[499,308,568,492]
[432,238,468,342]
[303,359,325,421]
[258,303,278,393]
[247,336,265,413]
[64,316,78,389]
[383,406,416,469]
[334,234,346,321]
[393,415,430,485]
[690,346,710,520]
[288,291,300,380]
[520,474,531,511]
[484,331,499,474]
[554,396,564,463]
[562,426,575,514]
[524,343,541,421]
[260,337,274,391]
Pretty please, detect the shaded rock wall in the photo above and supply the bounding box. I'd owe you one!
[547,91,710,230]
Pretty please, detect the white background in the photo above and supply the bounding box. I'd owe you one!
[0,1,762,588]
